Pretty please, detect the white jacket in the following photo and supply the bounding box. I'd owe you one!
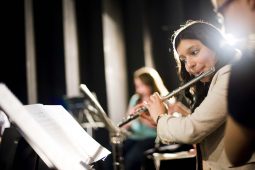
[157,65,255,170]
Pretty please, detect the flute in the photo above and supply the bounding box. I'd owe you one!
[117,67,215,127]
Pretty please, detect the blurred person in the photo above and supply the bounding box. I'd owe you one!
[122,67,169,170]
[212,0,255,167]
[144,20,255,169]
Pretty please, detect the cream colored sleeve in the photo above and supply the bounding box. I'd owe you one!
[157,69,230,144]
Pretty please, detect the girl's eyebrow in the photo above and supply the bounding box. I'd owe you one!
[187,45,198,51]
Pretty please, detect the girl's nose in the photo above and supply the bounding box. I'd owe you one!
[186,57,196,71]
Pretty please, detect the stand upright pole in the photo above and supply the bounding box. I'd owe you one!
[111,134,124,170]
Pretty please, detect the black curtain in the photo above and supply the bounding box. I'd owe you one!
[1,0,27,104]
[122,0,146,98]
[76,0,108,112]
[145,0,184,91]
[33,0,66,105]
[0,0,219,110]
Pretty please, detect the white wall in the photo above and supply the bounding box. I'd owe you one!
[62,0,80,97]
[25,0,37,104]
[102,0,128,124]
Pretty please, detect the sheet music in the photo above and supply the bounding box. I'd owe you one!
[0,84,110,170]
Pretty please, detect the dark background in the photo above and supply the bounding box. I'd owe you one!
[1,0,218,106]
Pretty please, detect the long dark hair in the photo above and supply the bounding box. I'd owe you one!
[172,21,237,111]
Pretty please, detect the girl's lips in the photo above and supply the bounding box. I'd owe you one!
[194,71,203,77]
[193,67,205,77]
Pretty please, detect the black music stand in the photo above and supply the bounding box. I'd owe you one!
[0,126,51,170]
[63,96,105,137]
[80,84,127,170]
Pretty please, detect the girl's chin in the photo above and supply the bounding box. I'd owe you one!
[200,76,211,83]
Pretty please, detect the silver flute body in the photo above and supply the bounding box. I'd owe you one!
[117,67,216,127]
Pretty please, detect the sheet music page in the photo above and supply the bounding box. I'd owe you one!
[43,105,111,163]
[25,104,93,170]
[0,85,64,169]
[25,104,110,164]
[0,84,110,170]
